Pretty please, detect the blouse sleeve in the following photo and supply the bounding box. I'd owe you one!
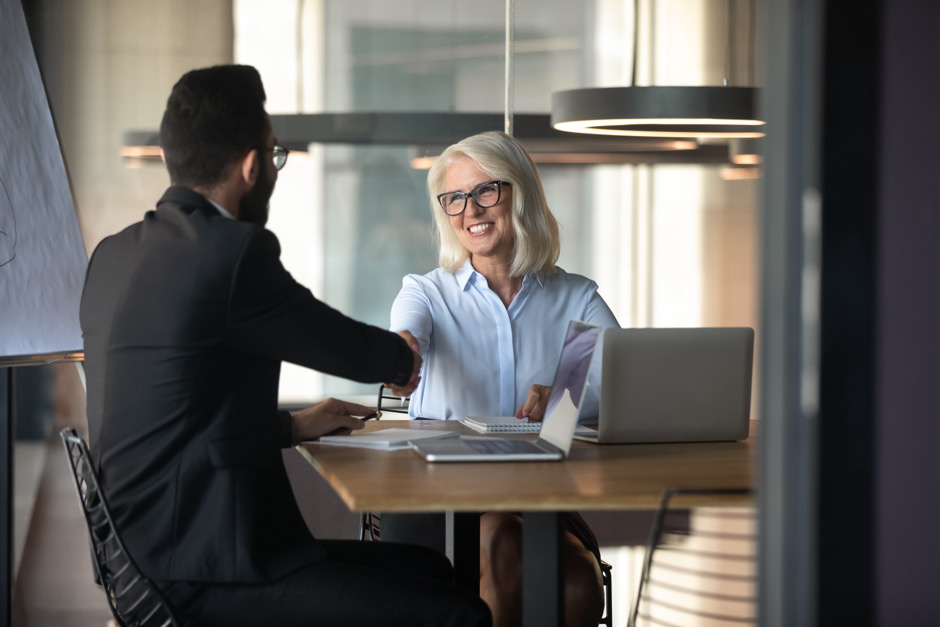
[389,275,434,355]
[583,284,621,329]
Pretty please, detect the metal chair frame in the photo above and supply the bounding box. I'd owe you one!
[377,383,410,414]
[356,386,408,540]
[629,487,756,627]
[598,559,614,627]
[60,427,183,627]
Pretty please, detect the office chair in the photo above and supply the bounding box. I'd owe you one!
[629,487,756,627]
[377,383,410,414]
[60,427,184,627]
[598,559,613,627]
[356,385,411,540]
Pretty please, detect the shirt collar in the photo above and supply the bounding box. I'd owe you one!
[207,198,235,220]
[525,271,545,289]
[456,258,476,290]
[455,258,544,290]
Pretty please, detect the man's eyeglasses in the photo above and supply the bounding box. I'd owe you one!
[271,146,290,171]
[437,180,509,216]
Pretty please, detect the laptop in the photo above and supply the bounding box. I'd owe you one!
[412,320,601,462]
[574,327,754,444]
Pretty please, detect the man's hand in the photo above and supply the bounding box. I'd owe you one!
[385,330,422,397]
[290,398,378,443]
[516,384,552,422]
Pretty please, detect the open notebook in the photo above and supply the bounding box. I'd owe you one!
[412,320,600,462]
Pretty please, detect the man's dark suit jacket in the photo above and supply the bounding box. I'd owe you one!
[80,186,414,584]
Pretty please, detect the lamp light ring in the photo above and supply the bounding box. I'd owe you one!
[551,86,765,139]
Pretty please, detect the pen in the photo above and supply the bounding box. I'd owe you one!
[322,411,381,438]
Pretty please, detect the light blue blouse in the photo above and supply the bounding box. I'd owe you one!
[389,259,620,420]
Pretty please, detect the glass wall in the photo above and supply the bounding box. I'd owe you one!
[20,2,760,620]
[234,0,758,402]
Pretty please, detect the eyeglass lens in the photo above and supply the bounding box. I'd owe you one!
[272,147,289,171]
[440,181,502,215]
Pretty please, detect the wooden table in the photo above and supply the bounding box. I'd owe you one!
[297,420,756,627]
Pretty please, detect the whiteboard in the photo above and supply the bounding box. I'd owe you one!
[0,0,87,361]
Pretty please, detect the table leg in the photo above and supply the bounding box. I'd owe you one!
[523,511,564,627]
[446,511,480,593]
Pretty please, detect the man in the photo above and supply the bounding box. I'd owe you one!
[80,65,490,627]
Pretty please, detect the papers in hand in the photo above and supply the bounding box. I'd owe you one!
[461,416,542,434]
[318,428,458,450]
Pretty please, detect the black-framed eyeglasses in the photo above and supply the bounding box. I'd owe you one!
[437,180,509,216]
[271,146,290,171]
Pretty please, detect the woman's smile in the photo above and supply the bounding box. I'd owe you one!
[467,222,495,236]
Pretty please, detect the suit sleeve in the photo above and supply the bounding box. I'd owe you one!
[225,229,414,386]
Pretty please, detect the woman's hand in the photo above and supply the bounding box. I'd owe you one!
[516,384,552,422]
[385,330,422,397]
[290,398,378,443]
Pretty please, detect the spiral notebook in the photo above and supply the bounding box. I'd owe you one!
[461,415,541,434]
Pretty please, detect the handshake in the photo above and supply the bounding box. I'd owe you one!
[385,329,423,398]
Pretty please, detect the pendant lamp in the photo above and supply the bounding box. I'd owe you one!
[552,0,764,139]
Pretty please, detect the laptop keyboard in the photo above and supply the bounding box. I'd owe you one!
[466,439,545,454]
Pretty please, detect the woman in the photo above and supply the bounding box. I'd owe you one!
[387,131,620,627]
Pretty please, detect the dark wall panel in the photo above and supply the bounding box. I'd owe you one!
[875,0,940,623]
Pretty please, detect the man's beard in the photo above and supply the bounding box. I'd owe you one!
[238,167,274,227]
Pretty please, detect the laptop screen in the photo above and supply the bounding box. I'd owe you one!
[539,320,601,453]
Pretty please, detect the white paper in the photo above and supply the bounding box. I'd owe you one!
[316,428,458,450]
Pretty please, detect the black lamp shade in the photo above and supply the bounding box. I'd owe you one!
[552,86,764,138]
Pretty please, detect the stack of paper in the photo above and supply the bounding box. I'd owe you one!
[317,428,458,450]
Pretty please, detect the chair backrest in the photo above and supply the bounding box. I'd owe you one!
[377,384,410,414]
[60,427,181,627]
[598,560,613,627]
[357,386,408,541]
[630,487,756,627]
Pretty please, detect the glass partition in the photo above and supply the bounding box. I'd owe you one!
[234,0,758,402]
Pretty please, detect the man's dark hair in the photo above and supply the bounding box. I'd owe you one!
[159,65,268,188]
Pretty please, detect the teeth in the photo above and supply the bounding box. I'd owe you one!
[469,223,492,234]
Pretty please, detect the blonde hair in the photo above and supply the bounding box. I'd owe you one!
[427,131,560,277]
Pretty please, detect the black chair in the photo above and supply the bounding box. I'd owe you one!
[377,383,410,414]
[629,487,756,627]
[598,559,613,627]
[357,385,410,539]
[60,427,183,627]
